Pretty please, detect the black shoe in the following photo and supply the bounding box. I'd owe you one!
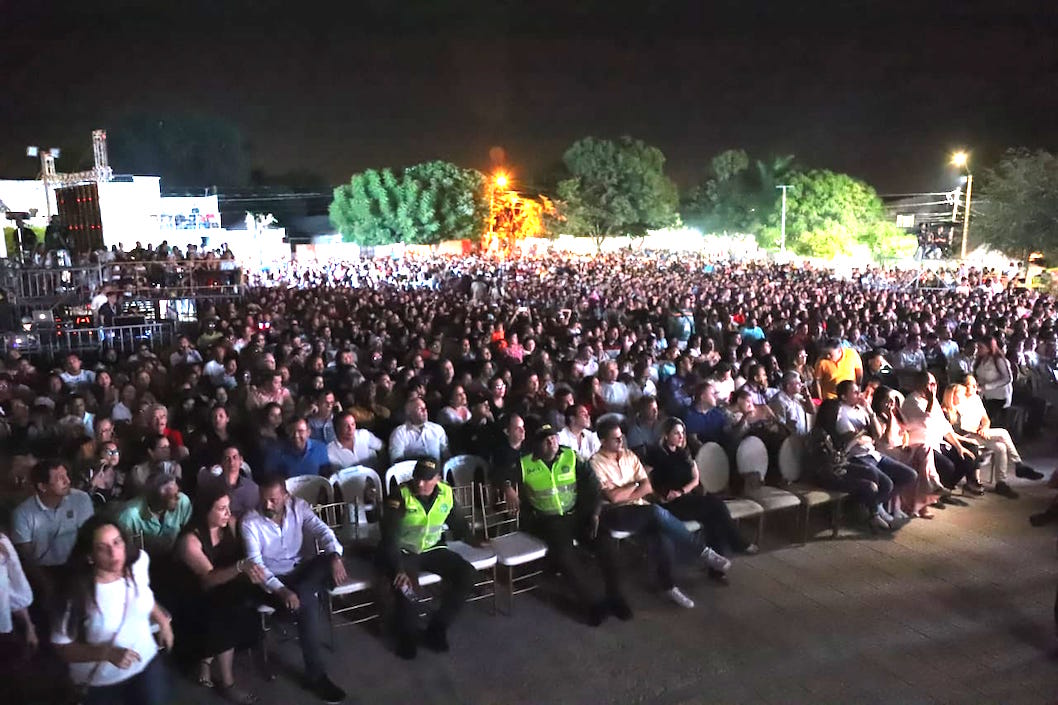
[1016,463,1044,480]
[309,675,346,704]
[707,567,730,584]
[963,482,986,496]
[422,623,449,653]
[585,600,608,627]
[1030,511,1058,527]
[608,596,634,621]
[995,481,1019,499]
[396,636,417,660]
[941,496,968,507]
[930,500,947,510]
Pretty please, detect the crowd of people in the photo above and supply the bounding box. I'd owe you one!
[1,249,1056,704]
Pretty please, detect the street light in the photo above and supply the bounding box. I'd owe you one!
[950,151,973,259]
[494,173,508,189]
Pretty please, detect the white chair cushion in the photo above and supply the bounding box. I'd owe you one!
[789,483,845,506]
[418,571,442,587]
[491,532,549,566]
[329,557,375,596]
[746,487,802,511]
[682,520,702,533]
[609,529,634,541]
[446,540,498,570]
[724,498,764,520]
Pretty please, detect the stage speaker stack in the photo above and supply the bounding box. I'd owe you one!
[55,183,104,253]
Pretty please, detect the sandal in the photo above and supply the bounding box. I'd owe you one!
[216,682,258,704]
[917,509,934,519]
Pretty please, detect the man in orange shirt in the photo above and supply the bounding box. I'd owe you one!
[813,338,863,400]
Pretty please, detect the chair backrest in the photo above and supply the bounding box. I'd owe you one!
[384,460,418,494]
[449,482,481,538]
[695,442,730,494]
[285,474,333,506]
[735,436,768,478]
[778,435,803,483]
[332,465,383,506]
[478,482,521,539]
[443,455,489,487]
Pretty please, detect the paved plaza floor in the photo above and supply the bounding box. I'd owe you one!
[178,445,1058,705]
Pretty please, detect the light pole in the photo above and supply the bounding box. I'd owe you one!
[951,151,973,259]
[489,172,508,251]
[776,184,791,253]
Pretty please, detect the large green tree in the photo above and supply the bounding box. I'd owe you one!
[760,169,915,259]
[975,148,1058,259]
[107,113,250,186]
[556,136,678,248]
[330,161,488,246]
[682,151,794,235]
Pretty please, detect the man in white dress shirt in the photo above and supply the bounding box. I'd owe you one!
[241,475,348,703]
[389,398,449,463]
[557,404,601,462]
[327,412,385,469]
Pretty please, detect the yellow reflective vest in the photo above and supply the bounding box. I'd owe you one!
[520,447,577,515]
[397,482,453,554]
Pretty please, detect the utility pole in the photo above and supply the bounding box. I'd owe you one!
[961,173,973,260]
[776,184,791,253]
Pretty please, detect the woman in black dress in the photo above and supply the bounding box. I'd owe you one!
[643,417,758,570]
[174,483,264,704]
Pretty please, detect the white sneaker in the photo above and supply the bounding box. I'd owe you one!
[876,505,894,523]
[665,586,695,608]
[700,547,732,574]
[892,509,910,524]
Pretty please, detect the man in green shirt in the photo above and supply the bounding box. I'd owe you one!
[116,471,191,557]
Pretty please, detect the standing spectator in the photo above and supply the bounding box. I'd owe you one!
[814,338,863,400]
[973,336,1014,424]
[52,516,174,705]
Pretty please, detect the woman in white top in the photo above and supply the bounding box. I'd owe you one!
[952,375,1038,498]
[0,531,37,684]
[973,336,1013,422]
[52,516,173,705]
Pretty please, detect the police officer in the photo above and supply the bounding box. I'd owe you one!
[498,423,632,626]
[379,458,478,659]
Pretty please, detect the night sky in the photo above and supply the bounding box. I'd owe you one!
[3,0,1057,193]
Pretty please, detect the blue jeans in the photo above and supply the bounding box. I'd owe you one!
[601,503,700,590]
[846,454,917,506]
[82,654,168,705]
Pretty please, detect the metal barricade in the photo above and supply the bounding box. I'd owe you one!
[0,322,174,359]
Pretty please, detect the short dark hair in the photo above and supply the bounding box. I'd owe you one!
[835,380,857,399]
[31,459,65,488]
[597,417,622,440]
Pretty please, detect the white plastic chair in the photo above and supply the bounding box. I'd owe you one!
[735,436,802,541]
[384,460,419,494]
[479,483,548,614]
[330,466,384,544]
[285,475,333,506]
[443,455,490,487]
[778,436,847,542]
[695,442,764,542]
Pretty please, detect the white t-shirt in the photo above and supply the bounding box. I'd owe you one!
[52,551,158,687]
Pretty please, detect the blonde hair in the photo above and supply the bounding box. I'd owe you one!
[940,383,965,414]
